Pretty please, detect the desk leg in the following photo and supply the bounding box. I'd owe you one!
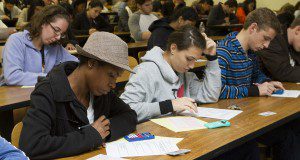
[0,110,14,141]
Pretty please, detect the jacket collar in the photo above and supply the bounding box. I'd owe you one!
[48,61,79,102]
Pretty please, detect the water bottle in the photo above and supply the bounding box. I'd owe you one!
[199,22,205,33]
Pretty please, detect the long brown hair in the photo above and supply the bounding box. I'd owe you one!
[26,5,70,40]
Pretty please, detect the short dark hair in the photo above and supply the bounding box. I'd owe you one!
[224,0,237,8]
[27,5,70,40]
[242,0,256,14]
[170,7,198,23]
[88,0,103,9]
[4,0,17,4]
[28,0,45,22]
[291,16,300,28]
[78,55,111,67]
[135,0,151,5]
[200,0,213,6]
[166,25,206,52]
[243,8,281,34]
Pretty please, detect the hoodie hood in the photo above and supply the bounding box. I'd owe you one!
[148,18,174,33]
[140,46,179,83]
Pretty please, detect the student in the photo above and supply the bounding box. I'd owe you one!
[121,26,221,122]
[0,136,28,160]
[295,1,300,18]
[217,8,284,99]
[235,0,256,24]
[117,0,137,32]
[0,5,78,86]
[0,0,21,20]
[147,7,198,50]
[72,0,87,16]
[206,0,238,36]
[19,32,137,159]
[128,0,158,42]
[191,0,213,18]
[258,16,300,82]
[16,0,45,29]
[72,0,113,35]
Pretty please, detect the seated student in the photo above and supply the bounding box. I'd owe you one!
[121,26,261,160]
[206,0,238,36]
[235,0,256,24]
[295,1,300,18]
[121,26,221,122]
[71,0,87,16]
[191,0,213,18]
[72,0,113,35]
[258,16,300,82]
[117,0,137,32]
[16,0,45,29]
[217,8,300,159]
[0,5,78,86]
[217,8,284,99]
[128,0,158,42]
[19,32,137,159]
[0,136,28,160]
[147,7,198,50]
[0,0,21,20]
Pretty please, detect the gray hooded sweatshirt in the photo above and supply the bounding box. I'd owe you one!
[120,46,221,122]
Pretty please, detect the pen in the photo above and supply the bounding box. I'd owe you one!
[78,124,91,130]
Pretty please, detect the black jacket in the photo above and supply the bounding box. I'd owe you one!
[147,18,175,50]
[19,62,137,159]
[258,29,300,82]
[72,12,113,35]
[206,3,238,36]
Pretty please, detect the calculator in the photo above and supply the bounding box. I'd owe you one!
[124,132,155,142]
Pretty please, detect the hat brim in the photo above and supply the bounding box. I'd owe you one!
[76,45,135,74]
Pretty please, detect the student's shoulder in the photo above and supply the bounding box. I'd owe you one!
[132,61,161,78]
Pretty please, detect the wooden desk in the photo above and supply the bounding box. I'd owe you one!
[206,24,243,30]
[59,83,300,160]
[0,86,34,141]
[210,36,225,41]
[0,39,6,45]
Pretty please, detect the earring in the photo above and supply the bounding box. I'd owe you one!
[171,51,174,55]
[88,64,92,68]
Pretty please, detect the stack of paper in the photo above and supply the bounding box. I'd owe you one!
[181,107,243,120]
[106,139,179,157]
[150,116,207,132]
[271,90,300,98]
[87,154,128,160]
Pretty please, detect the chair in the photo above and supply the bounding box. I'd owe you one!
[137,51,146,63]
[11,122,23,148]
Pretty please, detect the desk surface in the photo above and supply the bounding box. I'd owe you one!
[0,86,34,111]
[58,83,300,160]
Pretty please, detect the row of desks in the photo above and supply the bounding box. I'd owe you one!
[0,83,299,159]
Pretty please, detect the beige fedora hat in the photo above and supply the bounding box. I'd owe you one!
[76,32,134,73]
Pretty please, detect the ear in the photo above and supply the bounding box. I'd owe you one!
[248,23,258,34]
[170,43,178,53]
[295,26,300,35]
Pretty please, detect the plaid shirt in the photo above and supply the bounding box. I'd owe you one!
[217,32,269,99]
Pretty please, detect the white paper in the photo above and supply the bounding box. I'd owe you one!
[107,136,183,145]
[151,117,206,132]
[196,59,207,62]
[181,107,243,120]
[106,139,179,158]
[87,154,128,160]
[271,90,300,98]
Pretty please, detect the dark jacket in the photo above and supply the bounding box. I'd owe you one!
[19,62,137,159]
[147,18,175,50]
[258,29,300,82]
[72,12,113,35]
[206,2,238,36]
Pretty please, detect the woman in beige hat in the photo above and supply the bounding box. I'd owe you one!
[19,32,137,159]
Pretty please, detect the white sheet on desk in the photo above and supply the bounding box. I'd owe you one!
[107,136,183,145]
[196,59,207,62]
[87,154,128,160]
[271,90,300,98]
[106,139,179,157]
[181,107,243,120]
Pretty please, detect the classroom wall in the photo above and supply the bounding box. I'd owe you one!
[185,0,300,11]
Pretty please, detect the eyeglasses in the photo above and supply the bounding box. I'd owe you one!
[48,23,66,39]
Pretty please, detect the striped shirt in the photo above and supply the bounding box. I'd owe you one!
[217,32,269,99]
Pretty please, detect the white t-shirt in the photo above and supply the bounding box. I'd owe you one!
[87,94,94,124]
[139,14,158,32]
